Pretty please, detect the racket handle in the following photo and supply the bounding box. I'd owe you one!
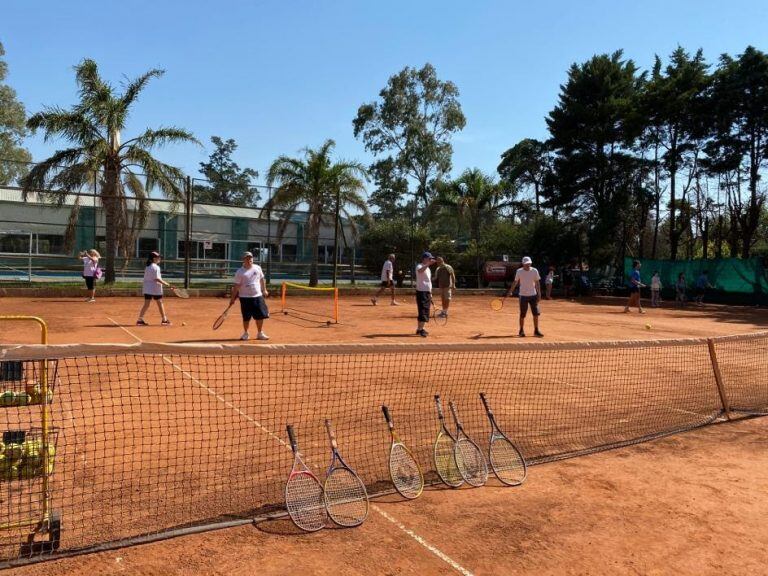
[448,400,461,427]
[479,392,492,414]
[381,405,394,429]
[286,424,297,451]
[434,394,445,419]
[324,419,337,448]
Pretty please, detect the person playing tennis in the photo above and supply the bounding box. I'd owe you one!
[229,251,270,341]
[507,256,543,337]
[371,254,398,306]
[415,251,436,337]
[137,251,173,326]
[624,259,645,314]
[434,256,455,319]
[79,249,100,302]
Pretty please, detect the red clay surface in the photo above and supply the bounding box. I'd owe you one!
[1,293,767,575]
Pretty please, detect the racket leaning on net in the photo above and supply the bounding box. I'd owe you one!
[382,405,424,499]
[479,393,527,486]
[430,297,448,326]
[170,286,190,299]
[212,302,234,331]
[448,400,488,487]
[433,395,463,488]
[285,425,327,532]
[490,295,507,311]
[323,419,369,527]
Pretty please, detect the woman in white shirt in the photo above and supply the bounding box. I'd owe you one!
[78,249,100,302]
[137,252,173,326]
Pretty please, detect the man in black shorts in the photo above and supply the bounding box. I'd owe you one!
[507,256,543,337]
[372,254,398,306]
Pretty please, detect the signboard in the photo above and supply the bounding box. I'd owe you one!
[203,240,213,250]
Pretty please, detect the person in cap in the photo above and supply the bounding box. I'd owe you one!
[623,259,645,314]
[137,251,173,325]
[434,256,455,318]
[371,253,398,306]
[229,251,270,341]
[507,256,543,337]
[414,251,436,337]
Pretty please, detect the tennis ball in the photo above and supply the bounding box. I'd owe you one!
[645,323,652,330]
[0,391,15,406]
[182,321,187,326]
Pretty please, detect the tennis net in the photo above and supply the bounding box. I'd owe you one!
[280,282,339,324]
[0,333,766,566]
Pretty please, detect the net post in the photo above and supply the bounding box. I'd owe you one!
[707,338,732,421]
[281,282,287,313]
[334,287,339,324]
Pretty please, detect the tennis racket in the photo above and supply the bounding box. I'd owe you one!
[433,395,463,488]
[382,405,423,499]
[323,419,369,527]
[212,302,234,331]
[479,393,527,486]
[448,401,488,487]
[490,295,507,311]
[170,286,190,299]
[285,425,326,532]
[430,298,448,326]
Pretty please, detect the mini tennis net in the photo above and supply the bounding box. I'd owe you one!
[0,332,766,566]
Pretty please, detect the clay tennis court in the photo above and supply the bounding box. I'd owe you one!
[1,294,767,575]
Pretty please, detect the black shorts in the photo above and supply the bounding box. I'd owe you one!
[519,295,540,317]
[83,275,95,290]
[240,296,269,321]
[628,286,639,294]
[695,287,706,296]
[144,294,163,301]
[380,280,394,288]
[415,290,431,323]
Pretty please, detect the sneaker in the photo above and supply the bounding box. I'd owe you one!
[161,319,172,326]
[257,332,270,341]
[371,297,377,306]
[623,308,630,313]
[418,329,428,338]
[390,300,399,306]
[534,330,544,338]
[519,330,526,337]
[240,332,250,341]
[437,310,446,318]
[136,319,148,326]
[639,309,645,314]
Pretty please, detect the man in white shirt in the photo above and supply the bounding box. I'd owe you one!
[371,254,398,306]
[415,251,436,337]
[229,252,270,341]
[507,256,543,337]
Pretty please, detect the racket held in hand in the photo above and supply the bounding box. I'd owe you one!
[433,395,463,488]
[479,393,527,486]
[212,302,234,330]
[490,295,506,311]
[285,425,327,532]
[448,400,488,487]
[171,286,190,299]
[430,298,448,326]
[323,419,369,527]
[382,405,423,499]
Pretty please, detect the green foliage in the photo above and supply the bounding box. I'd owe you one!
[497,138,550,211]
[266,140,369,286]
[20,59,198,282]
[358,218,430,278]
[0,41,32,185]
[353,63,466,213]
[194,136,259,206]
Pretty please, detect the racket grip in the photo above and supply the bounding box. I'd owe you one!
[434,394,444,418]
[448,400,459,423]
[381,405,394,427]
[286,424,297,450]
[479,392,491,413]
[324,419,336,446]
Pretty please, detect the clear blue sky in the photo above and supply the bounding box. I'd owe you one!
[3,0,767,188]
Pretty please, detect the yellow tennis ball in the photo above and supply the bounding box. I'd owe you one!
[645,323,652,330]
[182,322,187,326]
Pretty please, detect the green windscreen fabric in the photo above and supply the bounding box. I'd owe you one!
[624,257,768,294]
[75,206,96,254]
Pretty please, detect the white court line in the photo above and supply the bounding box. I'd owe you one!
[106,316,474,576]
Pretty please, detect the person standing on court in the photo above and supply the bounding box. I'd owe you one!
[415,252,436,337]
[137,252,173,325]
[78,248,100,302]
[507,256,543,337]
[624,260,645,314]
[434,256,455,319]
[371,253,398,306]
[229,251,270,341]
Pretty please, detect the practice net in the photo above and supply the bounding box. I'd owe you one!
[280,282,339,324]
[0,333,766,566]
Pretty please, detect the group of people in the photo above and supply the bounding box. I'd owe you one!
[374,252,544,338]
[625,260,714,313]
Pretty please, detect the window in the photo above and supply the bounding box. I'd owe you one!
[137,237,159,259]
[0,234,31,254]
[37,234,66,255]
[176,240,227,260]
[95,236,106,255]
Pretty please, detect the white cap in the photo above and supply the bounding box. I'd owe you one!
[243,251,254,258]
[522,256,533,265]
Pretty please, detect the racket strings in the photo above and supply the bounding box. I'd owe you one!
[434,433,463,487]
[489,438,527,485]
[389,444,423,499]
[285,472,326,531]
[324,468,369,526]
[455,438,488,486]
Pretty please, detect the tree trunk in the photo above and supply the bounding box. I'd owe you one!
[103,166,120,284]
[309,215,320,287]
[651,144,661,259]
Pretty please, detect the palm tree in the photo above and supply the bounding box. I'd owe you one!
[21,59,198,283]
[266,140,369,286]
